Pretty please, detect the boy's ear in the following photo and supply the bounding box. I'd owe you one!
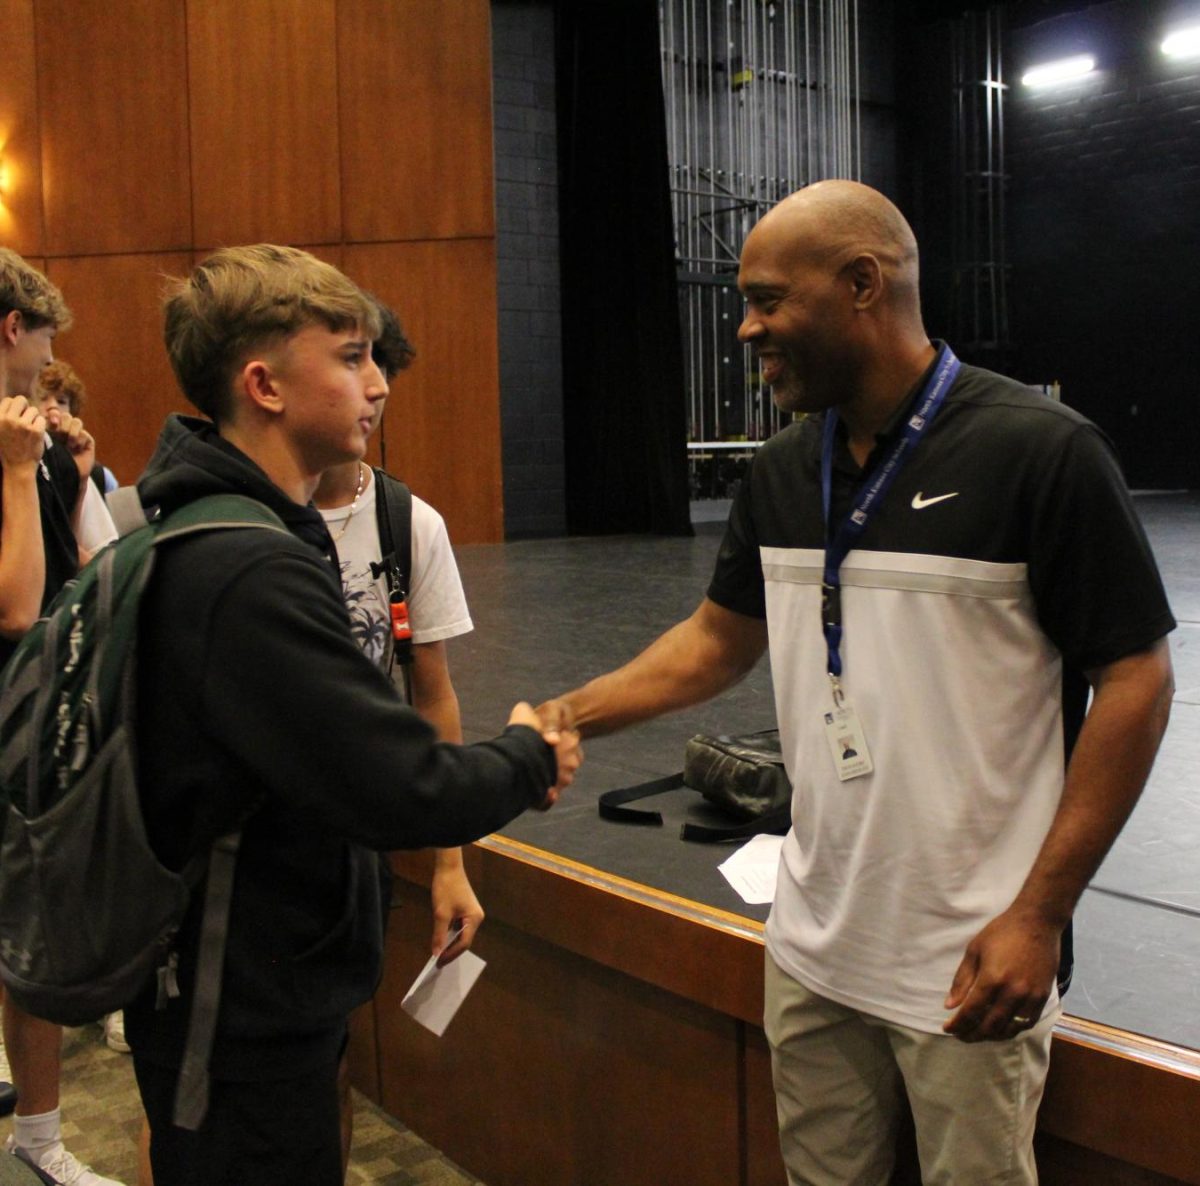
[241,358,285,416]
[1,309,23,348]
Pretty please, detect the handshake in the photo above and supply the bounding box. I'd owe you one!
[506,698,581,808]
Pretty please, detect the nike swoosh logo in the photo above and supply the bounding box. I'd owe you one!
[911,492,959,510]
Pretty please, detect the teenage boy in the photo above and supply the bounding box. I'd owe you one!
[313,302,477,1172]
[315,303,482,964]
[0,247,124,1186]
[124,244,580,1186]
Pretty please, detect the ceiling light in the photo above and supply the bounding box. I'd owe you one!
[1021,55,1096,88]
[1162,26,1200,58]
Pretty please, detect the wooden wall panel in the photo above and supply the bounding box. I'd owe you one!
[13,0,502,536]
[344,240,503,544]
[36,0,190,256]
[46,252,192,485]
[188,0,341,248]
[0,0,45,257]
[365,848,1200,1186]
[373,878,745,1186]
[1040,1021,1200,1185]
[338,0,495,242]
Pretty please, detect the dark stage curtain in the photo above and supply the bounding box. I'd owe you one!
[555,0,692,535]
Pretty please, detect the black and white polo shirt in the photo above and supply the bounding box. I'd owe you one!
[709,362,1174,1032]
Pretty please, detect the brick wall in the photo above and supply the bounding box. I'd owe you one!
[491,0,567,537]
[1006,0,1200,487]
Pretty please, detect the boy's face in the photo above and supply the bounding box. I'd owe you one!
[3,317,56,398]
[34,385,72,418]
[269,323,387,472]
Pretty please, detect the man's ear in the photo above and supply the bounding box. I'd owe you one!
[847,254,884,310]
[241,358,285,416]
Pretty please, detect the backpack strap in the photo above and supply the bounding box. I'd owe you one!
[105,486,151,537]
[172,831,242,1131]
[155,495,288,1129]
[372,469,412,599]
[371,469,414,697]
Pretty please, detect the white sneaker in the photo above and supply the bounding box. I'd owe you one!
[0,1033,14,1116]
[102,1013,130,1055]
[5,1136,126,1186]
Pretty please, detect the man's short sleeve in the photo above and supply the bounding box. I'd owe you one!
[1027,423,1174,670]
[706,459,768,620]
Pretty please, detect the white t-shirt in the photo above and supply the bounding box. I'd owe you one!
[41,435,118,552]
[79,478,118,551]
[318,469,472,668]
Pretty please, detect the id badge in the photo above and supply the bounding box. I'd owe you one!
[822,703,874,781]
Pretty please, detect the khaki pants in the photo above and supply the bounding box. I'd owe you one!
[764,951,1057,1186]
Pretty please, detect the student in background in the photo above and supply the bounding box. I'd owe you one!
[34,360,119,493]
[0,247,123,1186]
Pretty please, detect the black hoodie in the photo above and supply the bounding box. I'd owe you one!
[125,415,555,1079]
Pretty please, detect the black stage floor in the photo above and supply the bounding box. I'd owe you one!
[447,491,1200,1051]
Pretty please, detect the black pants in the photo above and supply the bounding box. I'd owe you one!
[133,1054,344,1186]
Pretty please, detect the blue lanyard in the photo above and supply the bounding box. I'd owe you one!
[819,344,961,693]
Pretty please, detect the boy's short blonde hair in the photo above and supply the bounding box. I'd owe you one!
[35,360,87,416]
[0,248,73,332]
[163,244,381,422]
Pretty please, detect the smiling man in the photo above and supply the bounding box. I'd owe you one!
[123,245,580,1185]
[540,181,1175,1184]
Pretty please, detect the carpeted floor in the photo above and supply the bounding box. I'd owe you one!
[2,1024,485,1186]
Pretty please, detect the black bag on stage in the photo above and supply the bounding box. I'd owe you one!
[599,728,792,843]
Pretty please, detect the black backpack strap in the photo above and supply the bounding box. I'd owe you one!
[597,772,685,825]
[372,469,412,598]
[172,831,242,1131]
[371,470,414,695]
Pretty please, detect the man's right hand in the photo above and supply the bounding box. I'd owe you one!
[0,396,46,469]
[508,700,583,808]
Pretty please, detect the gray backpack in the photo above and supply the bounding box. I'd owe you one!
[0,491,289,1130]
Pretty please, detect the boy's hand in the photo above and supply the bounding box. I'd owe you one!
[0,396,46,469]
[507,701,584,808]
[44,407,95,486]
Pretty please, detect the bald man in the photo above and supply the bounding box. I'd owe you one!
[541,181,1175,1184]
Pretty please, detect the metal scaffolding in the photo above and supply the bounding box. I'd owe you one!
[950,6,1010,359]
[659,0,862,496]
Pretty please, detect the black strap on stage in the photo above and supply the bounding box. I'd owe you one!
[599,776,791,843]
[680,805,791,844]
[597,773,684,825]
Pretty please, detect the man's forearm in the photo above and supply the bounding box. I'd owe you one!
[556,598,768,738]
[1010,638,1174,930]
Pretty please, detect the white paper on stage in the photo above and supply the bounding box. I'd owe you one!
[718,833,784,905]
